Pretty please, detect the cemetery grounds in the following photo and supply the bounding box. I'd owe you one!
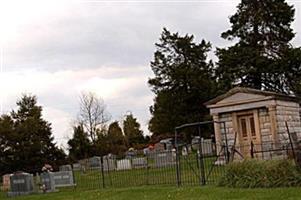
[0,154,301,199]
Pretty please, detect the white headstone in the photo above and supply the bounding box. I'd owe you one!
[117,159,132,170]
[72,163,81,171]
[103,158,116,171]
[132,158,147,169]
[154,151,175,167]
[88,156,101,169]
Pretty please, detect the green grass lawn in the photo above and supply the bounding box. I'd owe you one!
[73,154,224,190]
[0,186,300,200]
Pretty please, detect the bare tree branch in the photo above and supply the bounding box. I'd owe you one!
[78,92,111,143]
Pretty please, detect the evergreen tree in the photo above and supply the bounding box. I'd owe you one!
[0,95,66,174]
[0,115,15,174]
[216,0,301,94]
[107,121,127,156]
[67,124,92,161]
[148,28,216,137]
[94,131,110,156]
[123,113,145,148]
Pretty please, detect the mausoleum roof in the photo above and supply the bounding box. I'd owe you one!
[205,87,299,106]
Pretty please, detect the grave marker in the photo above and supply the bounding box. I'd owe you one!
[117,159,132,170]
[8,172,34,197]
[40,172,56,192]
[72,163,81,171]
[103,157,116,171]
[154,151,175,167]
[53,171,75,187]
[2,174,11,191]
[132,157,147,169]
[59,164,72,171]
[88,156,101,169]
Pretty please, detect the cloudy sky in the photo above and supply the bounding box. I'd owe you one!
[0,0,300,149]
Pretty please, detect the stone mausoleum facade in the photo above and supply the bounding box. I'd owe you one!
[205,87,301,159]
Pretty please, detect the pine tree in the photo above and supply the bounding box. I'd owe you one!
[123,113,145,148]
[68,124,92,161]
[216,0,301,94]
[148,28,216,137]
[0,95,66,174]
[0,115,15,174]
[107,121,127,156]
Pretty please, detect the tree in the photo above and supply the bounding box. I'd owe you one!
[67,124,92,161]
[0,95,66,174]
[216,0,301,94]
[148,28,217,138]
[78,92,110,144]
[0,115,15,174]
[123,113,145,148]
[107,121,127,156]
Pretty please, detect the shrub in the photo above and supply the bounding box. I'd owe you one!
[219,159,301,188]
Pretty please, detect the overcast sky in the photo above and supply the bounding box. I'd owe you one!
[0,0,300,150]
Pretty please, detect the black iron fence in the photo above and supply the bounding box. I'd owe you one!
[226,141,295,161]
[69,139,301,191]
[72,141,225,191]
[1,140,300,194]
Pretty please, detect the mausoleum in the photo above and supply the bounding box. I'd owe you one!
[205,87,301,158]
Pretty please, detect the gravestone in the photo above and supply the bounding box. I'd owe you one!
[59,164,72,171]
[154,151,175,168]
[8,172,34,197]
[117,159,132,170]
[192,138,214,156]
[88,156,101,169]
[53,171,75,187]
[202,139,214,156]
[146,151,156,160]
[79,159,89,172]
[182,147,188,156]
[72,163,81,171]
[102,157,116,171]
[2,174,11,191]
[132,158,147,169]
[40,172,55,192]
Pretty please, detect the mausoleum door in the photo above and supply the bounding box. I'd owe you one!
[238,114,259,158]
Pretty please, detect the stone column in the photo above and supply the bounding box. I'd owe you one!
[268,105,278,144]
[213,114,222,154]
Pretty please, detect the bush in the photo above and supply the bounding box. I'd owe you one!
[219,159,301,188]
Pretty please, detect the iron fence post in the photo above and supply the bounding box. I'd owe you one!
[175,129,181,186]
[146,154,149,185]
[250,141,254,158]
[222,122,229,163]
[198,126,206,186]
[100,156,105,188]
[285,121,297,163]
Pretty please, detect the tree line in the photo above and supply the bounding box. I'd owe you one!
[67,92,149,162]
[0,93,149,174]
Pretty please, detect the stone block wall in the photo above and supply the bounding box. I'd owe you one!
[258,108,273,143]
[276,101,301,142]
[219,113,234,146]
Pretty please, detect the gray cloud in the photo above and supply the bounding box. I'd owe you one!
[1,0,300,148]
[4,1,242,70]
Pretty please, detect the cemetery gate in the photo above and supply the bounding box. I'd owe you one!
[174,121,228,186]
